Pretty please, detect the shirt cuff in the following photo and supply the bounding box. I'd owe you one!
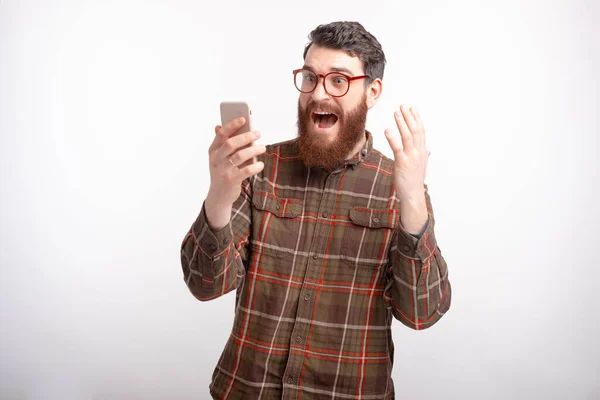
[192,203,234,257]
[395,215,437,260]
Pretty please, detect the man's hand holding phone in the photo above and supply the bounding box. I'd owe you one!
[204,116,266,230]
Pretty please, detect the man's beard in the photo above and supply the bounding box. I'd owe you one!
[296,95,368,170]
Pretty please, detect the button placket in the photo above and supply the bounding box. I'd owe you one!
[284,171,337,393]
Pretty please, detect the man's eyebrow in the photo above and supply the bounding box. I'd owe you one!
[302,65,356,76]
[329,66,355,75]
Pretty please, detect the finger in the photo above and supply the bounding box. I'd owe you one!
[409,106,426,149]
[384,128,404,155]
[400,104,418,133]
[400,104,423,150]
[209,126,223,151]
[229,129,260,151]
[394,107,414,150]
[230,144,267,167]
[218,130,260,159]
[410,106,423,127]
[215,117,247,143]
[235,161,265,180]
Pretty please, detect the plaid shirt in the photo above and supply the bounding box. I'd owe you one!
[181,132,451,399]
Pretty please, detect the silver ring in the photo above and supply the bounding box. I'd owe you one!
[229,158,237,168]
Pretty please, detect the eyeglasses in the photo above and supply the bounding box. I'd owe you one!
[293,68,370,98]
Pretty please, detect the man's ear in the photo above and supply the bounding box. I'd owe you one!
[366,78,383,109]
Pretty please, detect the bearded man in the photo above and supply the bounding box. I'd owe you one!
[181,20,452,400]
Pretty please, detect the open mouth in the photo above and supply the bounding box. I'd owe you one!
[311,111,339,130]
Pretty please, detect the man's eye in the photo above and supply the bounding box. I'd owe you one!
[304,75,315,82]
[333,76,348,85]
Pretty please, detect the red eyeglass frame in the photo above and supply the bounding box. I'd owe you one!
[293,68,370,97]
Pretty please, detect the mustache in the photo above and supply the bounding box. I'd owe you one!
[305,101,341,116]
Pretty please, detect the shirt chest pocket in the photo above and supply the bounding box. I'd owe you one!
[251,192,304,258]
[341,207,399,268]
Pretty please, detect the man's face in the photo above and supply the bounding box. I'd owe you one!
[296,45,370,169]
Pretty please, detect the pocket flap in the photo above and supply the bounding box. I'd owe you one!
[253,192,302,218]
[348,207,399,229]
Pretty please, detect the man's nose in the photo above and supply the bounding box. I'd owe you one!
[310,77,331,102]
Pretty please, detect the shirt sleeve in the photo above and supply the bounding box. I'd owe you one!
[384,185,452,330]
[180,179,253,302]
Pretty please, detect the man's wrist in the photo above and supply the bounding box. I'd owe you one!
[205,192,233,231]
[399,197,428,235]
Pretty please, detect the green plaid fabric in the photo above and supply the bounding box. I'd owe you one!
[181,132,451,399]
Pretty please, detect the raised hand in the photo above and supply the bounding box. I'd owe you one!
[384,104,430,234]
[205,117,266,230]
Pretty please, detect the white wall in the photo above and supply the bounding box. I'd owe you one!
[1,0,598,399]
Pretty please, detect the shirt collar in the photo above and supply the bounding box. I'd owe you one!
[348,130,373,167]
[331,130,373,172]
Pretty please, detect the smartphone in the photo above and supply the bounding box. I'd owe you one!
[220,101,257,168]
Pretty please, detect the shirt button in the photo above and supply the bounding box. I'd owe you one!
[312,253,318,260]
[295,336,302,343]
[304,293,310,301]
[287,377,293,384]
[322,212,328,218]
[372,217,380,223]
[403,245,411,252]
[276,204,281,211]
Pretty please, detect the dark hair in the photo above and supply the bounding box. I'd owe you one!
[303,21,386,83]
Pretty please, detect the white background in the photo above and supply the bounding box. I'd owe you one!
[1,0,599,399]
